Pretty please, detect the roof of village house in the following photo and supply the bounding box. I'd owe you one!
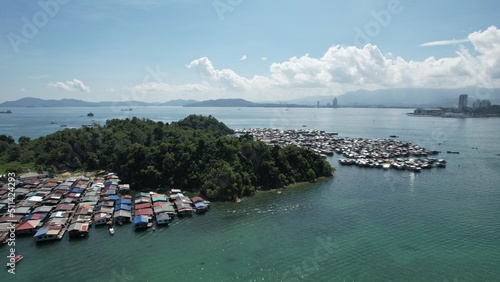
[0,214,24,223]
[135,203,150,210]
[133,215,149,224]
[156,213,170,221]
[116,198,132,205]
[135,208,153,216]
[152,201,166,207]
[113,210,132,218]
[33,205,54,213]
[55,203,75,211]
[68,222,89,232]
[16,219,41,231]
[14,206,32,215]
[114,204,132,211]
[24,213,48,221]
[152,195,168,202]
[153,205,175,214]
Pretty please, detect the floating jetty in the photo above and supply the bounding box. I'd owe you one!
[234,128,446,171]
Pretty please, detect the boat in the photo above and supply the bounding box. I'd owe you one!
[446,151,459,154]
[108,227,114,235]
[0,110,12,114]
[121,108,132,111]
[6,254,23,267]
[87,112,94,117]
[389,135,399,138]
[60,124,67,127]
[50,120,57,124]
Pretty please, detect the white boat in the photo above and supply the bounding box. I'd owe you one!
[108,227,114,235]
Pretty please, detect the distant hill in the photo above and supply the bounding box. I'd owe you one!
[184,98,310,108]
[184,98,259,107]
[161,99,199,106]
[0,97,94,107]
[0,97,179,107]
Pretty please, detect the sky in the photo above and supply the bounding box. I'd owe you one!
[1,0,500,103]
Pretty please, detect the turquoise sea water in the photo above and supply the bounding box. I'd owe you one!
[1,107,500,281]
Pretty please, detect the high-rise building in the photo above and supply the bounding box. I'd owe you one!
[332,98,338,108]
[458,94,468,109]
[473,99,491,109]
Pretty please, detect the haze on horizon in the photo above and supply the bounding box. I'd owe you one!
[1,0,500,103]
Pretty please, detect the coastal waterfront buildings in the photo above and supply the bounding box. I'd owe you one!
[472,99,491,109]
[413,107,443,116]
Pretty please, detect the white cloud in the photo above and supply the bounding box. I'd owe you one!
[420,38,470,47]
[21,88,26,92]
[186,57,252,91]
[130,26,500,101]
[27,74,50,79]
[240,55,247,61]
[261,57,268,61]
[48,79,90,92]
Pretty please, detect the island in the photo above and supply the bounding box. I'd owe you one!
[0,115,334,201]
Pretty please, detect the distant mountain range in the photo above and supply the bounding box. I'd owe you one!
[184,98,258,107]
[183,98,306,107]
[1,88,499,108]
[0,97,199,108]
[281,87,500,107]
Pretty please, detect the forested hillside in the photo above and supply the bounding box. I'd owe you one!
[0,115,333,200]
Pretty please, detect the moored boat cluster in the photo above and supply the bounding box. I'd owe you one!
[234,128,338,157]
[234,128,446,171]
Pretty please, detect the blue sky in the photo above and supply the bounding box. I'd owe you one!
[1,0,500,103]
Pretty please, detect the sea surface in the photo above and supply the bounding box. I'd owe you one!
[1,107,500,281]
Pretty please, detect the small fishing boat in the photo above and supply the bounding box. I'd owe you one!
[6,254,23,267]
